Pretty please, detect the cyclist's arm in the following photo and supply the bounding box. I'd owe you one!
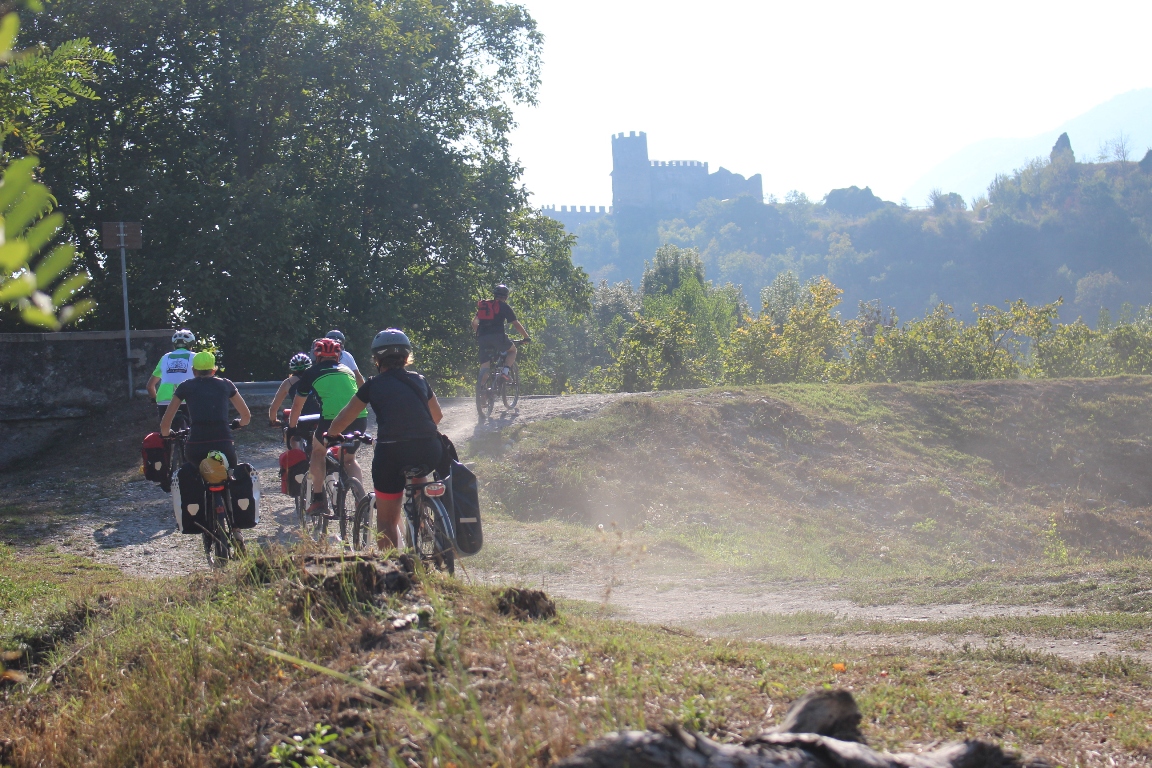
[230,392,251,427]
[470,315,479,334]
[147,374,160,400]
[329,395,369,438]
[511,320,530,340]
[267,376,296,424]
[429,394,443,425]
[354,369,365,387]
[288,395,306,429]
[160,397,183,437]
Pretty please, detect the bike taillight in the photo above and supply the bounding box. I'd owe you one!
[208,484,226,492]
[424,482,446,497]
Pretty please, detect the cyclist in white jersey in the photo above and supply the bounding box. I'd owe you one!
[147,329,197,429]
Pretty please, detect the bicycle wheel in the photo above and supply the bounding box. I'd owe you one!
[485,383,496,418]
[475,378,489,419]
[203,491,229,568]
[501,365,520,409]
[351,491,375,551]
[427,496,456,576]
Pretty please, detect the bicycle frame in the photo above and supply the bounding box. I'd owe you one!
[402,475,456,574]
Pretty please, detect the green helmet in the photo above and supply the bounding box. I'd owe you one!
[192,351,216,371]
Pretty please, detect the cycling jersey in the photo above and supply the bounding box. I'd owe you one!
[294,361,366,420]
[476,301,516,336]
[152,350,196,404]
[357,369,438,442]
[340,350,359,372]
[174,376,237,443]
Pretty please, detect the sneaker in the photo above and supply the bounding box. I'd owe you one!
[306,495,327,515]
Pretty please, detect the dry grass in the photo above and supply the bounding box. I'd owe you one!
[1,546,1151,767]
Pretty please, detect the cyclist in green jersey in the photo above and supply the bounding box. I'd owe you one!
[147,329,197,429]
[289,337,367,514]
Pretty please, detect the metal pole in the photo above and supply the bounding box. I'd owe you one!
[119,222,133,399]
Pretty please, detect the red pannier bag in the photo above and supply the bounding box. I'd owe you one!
[141,432,167,484]
[279,448,308,495]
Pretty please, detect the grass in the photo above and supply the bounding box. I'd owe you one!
[1,546,1151,766]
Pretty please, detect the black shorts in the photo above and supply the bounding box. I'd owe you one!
[478,333,513,364]
[185,440,236,469]
[316,416,368,450]
[371,437,443,497]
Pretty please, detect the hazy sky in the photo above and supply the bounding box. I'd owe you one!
[509,0,1152,208]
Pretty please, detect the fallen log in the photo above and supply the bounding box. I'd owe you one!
[554,690,1050,768]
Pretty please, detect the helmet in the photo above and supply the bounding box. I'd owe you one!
[192,351,216,371]
[288,352,312,373]
[312,337,342,361]
[325,329,345,344]
[172,329,195,348]
[494,284,510,299]
[371,328,411,352]
[199,451,229,484]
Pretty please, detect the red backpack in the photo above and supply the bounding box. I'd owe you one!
[476,299,501,321]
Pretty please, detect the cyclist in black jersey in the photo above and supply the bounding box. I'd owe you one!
[160,351,251,467]
[328,328,442,551]
[472,284,529,391]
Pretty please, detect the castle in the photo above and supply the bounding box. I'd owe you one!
[543,131,763,232]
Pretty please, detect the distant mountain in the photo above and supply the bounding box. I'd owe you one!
[904,88,1152,205]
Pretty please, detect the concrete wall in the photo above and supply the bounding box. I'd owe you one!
[0,329,173,468]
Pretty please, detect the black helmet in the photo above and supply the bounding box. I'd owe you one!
[371,328,411,351]
[494,284,509,299]
[325,329,345,344]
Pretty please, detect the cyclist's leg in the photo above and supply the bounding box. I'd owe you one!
[306,422,329,510]
[371,442,405,549]
[343,417,368,486]
[502,334,517,369]
[477,337,497,388]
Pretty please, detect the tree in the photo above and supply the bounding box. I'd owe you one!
[640,244,705,297]
[27,0,553,382]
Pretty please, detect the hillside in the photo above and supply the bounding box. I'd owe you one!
[569,135,1152,324]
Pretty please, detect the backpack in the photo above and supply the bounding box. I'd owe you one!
[141,432,168,484]
[279,448,309,495]
[230,464,261,529]
[475,299,501,322]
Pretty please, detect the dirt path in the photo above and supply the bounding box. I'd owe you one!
[16,391,1149,663]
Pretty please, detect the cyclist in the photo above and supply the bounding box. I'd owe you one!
[268,353,320,451]
[147,329,197,429]
[290,337,367,515]
[324,330,365,386]
[160,351,251,468]
[328,328,443,551]
[472,284,530,391]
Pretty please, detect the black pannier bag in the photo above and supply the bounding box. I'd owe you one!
[230,463,261,529]
[141,432,168,484]
[447,460,482,556]
[173,463,205,534]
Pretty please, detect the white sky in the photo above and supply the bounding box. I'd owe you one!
[509,0,1152,208]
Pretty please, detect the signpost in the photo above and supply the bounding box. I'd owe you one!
[102,222,143,399]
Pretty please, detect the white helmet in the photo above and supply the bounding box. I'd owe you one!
[172,329,196,348]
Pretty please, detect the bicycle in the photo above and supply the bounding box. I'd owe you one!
[401,466,456,575]
[278,411,318,534]
[162,423,188,494]
[476,339,526,419]
[181,419,248,568]
[313,431,373,547]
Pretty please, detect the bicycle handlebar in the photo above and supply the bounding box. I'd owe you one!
[324,431,374,446]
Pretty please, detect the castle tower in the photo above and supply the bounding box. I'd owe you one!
[611,131,651,210]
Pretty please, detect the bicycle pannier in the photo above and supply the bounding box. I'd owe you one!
[448,460,482,556]
[230,463,261,529]
[279,448,308,495]
[174,463,205,534]
[141,432,167,484]
[475,299,500,321]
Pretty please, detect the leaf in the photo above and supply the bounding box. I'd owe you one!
[56,298,94,325]
[0,270,34,302]
[51,271,88,304]
[0,13,18,61]
[19,301,58,329]
[35,243,76,288]
[0,239,29,271]
[5,180,52,239]
[0,155,37,214]
[832,662,847,673]
[23,211,62,256]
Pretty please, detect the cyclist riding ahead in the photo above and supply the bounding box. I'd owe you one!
[148,329,197,430]
[268,353,320,451]
[324,329,365,386]
[159,351,251,468]
[290,338,367,515]
[328,329,443,551]
[473,284,529,393]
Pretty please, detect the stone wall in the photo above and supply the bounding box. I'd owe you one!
[0,329,173,468]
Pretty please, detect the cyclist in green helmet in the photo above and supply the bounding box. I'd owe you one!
[161,351,251,467]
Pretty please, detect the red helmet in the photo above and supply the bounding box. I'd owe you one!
[312,337,342,362]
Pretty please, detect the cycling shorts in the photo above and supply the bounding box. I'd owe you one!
[316,416,368,449]
[371,436,443,498]
[477,333,513,364]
